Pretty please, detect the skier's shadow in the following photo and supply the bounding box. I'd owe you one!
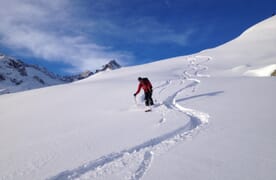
[176,91,224,103]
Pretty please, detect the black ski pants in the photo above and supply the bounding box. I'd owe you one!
[144,91,154,106]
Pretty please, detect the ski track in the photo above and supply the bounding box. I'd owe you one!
[131,151,153,180]
[48,56,211,180]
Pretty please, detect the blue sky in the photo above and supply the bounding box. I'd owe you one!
[0,0,275,75]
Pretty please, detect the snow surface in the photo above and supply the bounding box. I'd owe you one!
[199,16,276,76]
[0,17,276,180]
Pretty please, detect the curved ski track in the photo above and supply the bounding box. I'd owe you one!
[48,56,212,180]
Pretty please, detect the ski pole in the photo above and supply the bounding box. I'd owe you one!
[134,95,138,106]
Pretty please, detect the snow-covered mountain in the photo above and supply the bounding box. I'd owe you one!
[0,17,275,180]
[95,60,121,73]
[0,54,67,94]
[0,54,121,94]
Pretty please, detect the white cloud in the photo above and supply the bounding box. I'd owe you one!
[0,0,195,73]
[81,15,195,46]
[125,17,195,45]
[0,0,132,72]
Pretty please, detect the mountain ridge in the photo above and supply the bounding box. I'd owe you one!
[0,54,121,94]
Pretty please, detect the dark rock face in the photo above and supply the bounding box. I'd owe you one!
[33,76,45,85]
[10,78,23,85]
[6,59,28,76]
[271,70,276,76]
[0,74,5,81]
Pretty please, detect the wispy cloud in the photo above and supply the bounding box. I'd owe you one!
[0,0,195,73]
[123,17,195,45]
[0,0,132,73]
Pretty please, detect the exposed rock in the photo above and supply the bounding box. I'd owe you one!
[10,78,23,85]
[33,76,45,84]
[271,70,276,76]
[0,74,5,81]
[6,59,28,76]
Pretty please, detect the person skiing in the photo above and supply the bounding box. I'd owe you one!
[133,77,154,108]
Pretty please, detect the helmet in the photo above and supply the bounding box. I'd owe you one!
[138,77,142,81]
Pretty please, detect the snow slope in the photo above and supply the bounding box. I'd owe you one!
[0,17,276,180]
[199,16,276,76]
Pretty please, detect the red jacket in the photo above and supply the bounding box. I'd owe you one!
[135,78,152,95]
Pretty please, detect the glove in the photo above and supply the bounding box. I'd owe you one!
[133,93,137,97]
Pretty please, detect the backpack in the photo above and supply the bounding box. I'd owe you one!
[141,78,152,91]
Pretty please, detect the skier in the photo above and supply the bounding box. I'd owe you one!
[133,77,154,110]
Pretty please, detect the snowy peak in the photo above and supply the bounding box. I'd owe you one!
[0,54,66,94]
[96,60,121,73]
[64,60,121,81]
[1,57,27,77]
